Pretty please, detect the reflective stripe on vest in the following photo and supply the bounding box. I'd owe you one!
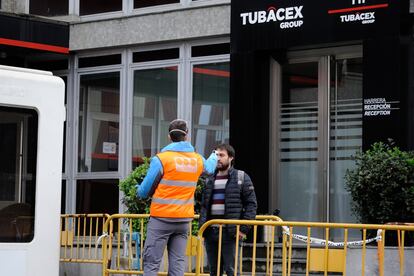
[160,179,197,187]
[150,150,203,218]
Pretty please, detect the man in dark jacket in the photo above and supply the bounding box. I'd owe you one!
[199,144,257,276]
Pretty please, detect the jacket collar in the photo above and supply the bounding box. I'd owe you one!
[161,141,195,152]
[213,166,235,177]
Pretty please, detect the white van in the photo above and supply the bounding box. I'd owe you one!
[0,65,65,276]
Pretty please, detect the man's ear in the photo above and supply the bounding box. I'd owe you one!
[168,134,171,141]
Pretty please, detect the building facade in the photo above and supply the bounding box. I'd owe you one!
[0,0,231,217]
[1,0,414,235]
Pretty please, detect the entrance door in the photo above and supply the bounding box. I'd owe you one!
[270,48,363,237]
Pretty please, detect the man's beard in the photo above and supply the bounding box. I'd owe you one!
[217,162,230,171]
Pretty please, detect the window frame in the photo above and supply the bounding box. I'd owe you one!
[127,48,181,174]
[74,50,125,180]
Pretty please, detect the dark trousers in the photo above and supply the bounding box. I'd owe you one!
[204,227,240,276]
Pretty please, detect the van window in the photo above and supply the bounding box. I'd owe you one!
[0,106,38,242]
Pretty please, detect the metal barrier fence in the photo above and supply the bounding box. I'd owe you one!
[60,214,111,264]
[62,214,414,276]
[99,214,281,276]
[195,220,414,276]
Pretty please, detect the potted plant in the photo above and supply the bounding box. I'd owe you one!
[345,142,414,245]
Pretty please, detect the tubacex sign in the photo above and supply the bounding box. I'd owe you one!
[240,5,304,29]
[232,0,399,51]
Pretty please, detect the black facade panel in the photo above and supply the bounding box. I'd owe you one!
[362,36,414,151]
[362,38,402,149]
[0,13,69,48]
[230,51,270,214]
[231,0,403,53]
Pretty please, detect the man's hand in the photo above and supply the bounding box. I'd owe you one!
[239,232,247,241]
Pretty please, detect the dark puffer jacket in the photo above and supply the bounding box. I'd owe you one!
[199,167,257,235]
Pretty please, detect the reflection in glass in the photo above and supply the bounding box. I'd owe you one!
[76,179,119,214]
[80,0,122,15]
[76,179,119,233]
[134,0,179,9]
[30,0,68,16]
[278,62,320,223]
[192,63,230,157]
[132,67,178,168]
[78,72,120,172]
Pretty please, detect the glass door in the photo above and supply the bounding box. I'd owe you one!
[329,57,363,223]
[277,61,324,223]
[271,49,363,239]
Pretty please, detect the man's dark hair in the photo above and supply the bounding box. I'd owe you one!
[216,143,235,165]
[168,119,188,142]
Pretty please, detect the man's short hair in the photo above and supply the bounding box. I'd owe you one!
[216,143,235,165]
[169,119,188,142]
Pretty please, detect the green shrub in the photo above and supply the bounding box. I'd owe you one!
[119,157,205,235]
[345,142,414,224]
[119,158,151,233]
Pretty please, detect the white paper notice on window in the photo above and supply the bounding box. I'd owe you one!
[103,142,117,154]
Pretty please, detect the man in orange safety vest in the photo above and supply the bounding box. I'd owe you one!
[136,119,217,276]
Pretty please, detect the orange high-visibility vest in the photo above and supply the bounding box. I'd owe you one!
[150,151,204,218]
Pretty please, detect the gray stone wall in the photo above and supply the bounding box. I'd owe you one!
[69,5,230,51]
[346,247,414,276]
[1,0,26,13]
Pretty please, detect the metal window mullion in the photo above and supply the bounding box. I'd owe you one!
[76,65,123,75]
[122,0,131,15]
[69,0,76,15]
[318,56,330,222]
[269,58,281,215]
[181,0,191,7]
[155,96,161,153]
[75,172,120,180]
[179,44,192,131]
[193,125,225,131]
[117,50,128,180]
[129,60,180,71]
[74,0,80,16]
[124,50,134,178]
[71,56,80,213]
[189,55,230,64]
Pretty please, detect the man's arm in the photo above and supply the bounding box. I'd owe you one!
[240,173,257,234]
[136,157,163,198]
[202,151,218,175]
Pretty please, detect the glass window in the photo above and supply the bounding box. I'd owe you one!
[76,179,119,214]
[27,59,69,71]
[78,72,120,172]
[191,43,230,57]
[30,0,68,16]
[79,54,122,68]
[133,49,179,63]
[192,62,230,156]
[134,0,179,9]
[0,107,38,242]
[132,67,178,167]
[80,0,122,16]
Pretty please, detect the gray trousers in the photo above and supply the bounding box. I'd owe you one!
[143,217,189,276]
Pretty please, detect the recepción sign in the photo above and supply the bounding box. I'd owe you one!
[231,0,400,51]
